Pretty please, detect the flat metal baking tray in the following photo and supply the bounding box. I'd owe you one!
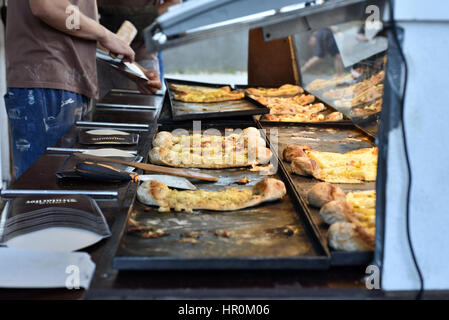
[165,79,270,121]
[157,91,257,127]
[113,124,330,270]
[98,92,164,110]
[260,123,375,266]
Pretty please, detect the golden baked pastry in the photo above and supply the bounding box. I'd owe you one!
[149,127,272,169]
[245,84,304,97]
[137,178,287,213]
[170,84,245,103]
[307,182,346,208]
[328,222,374,252]
[285,145,378,184]
[306,182,376,252]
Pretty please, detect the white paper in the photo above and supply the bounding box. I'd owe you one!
[0,248,95,289]
[5,227,105,252]
[82,148,134,158]
[124,62,149,80]
[86,129,130,136]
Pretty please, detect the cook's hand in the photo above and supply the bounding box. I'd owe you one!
[135,70,162,95]
[99,29,135,63]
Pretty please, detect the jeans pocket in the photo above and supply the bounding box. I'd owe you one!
[4,89,28,121]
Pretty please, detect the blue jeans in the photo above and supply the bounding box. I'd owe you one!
[4,88,88,178]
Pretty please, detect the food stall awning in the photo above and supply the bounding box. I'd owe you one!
[144,0,373,52]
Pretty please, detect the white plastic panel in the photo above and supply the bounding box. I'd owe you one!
[395,0,449,22]
[382,19,449,291]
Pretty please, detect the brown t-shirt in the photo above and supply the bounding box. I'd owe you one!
[6,0,99,99]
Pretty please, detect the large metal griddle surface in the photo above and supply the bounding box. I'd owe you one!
[263,124,376,265]
[116,172,318,261]
[113,127,328,270]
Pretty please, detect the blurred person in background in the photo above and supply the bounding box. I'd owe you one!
[301,27,344,76]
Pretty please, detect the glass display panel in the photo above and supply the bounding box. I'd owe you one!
[294,19,388,137]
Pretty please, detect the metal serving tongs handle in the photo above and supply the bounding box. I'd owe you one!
[73,153,218,182]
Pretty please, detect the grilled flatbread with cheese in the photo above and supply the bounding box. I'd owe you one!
[169,84,245,103]
[264,111,343,123]
[251,93,343,123]
[149,127,272,169]
[285,145,378,184]
[245,84,304,97]
[251,94,315,108]
[137,178,287,213]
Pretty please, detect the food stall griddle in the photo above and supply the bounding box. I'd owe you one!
[113,125,329,270]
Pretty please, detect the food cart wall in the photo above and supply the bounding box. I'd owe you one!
[378,0,449,292]
[0,19,10,187]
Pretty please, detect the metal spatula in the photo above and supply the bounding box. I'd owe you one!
[75,161,197,190]
[73,153,218,182]
[138,174,196,190]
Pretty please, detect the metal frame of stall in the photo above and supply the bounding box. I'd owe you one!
[143,0,449,294]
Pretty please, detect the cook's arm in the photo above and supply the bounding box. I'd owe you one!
[29,0,135,62]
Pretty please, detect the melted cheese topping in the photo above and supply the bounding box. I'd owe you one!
[158,188,254,213]
[266,112,328,123]
[306,148,378,183]
[346,191,376,229]
[246,84,303,96]
[270,103,325,115]
[174,90,244,103]
[346,191,376,208]
[169,84,245,103]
